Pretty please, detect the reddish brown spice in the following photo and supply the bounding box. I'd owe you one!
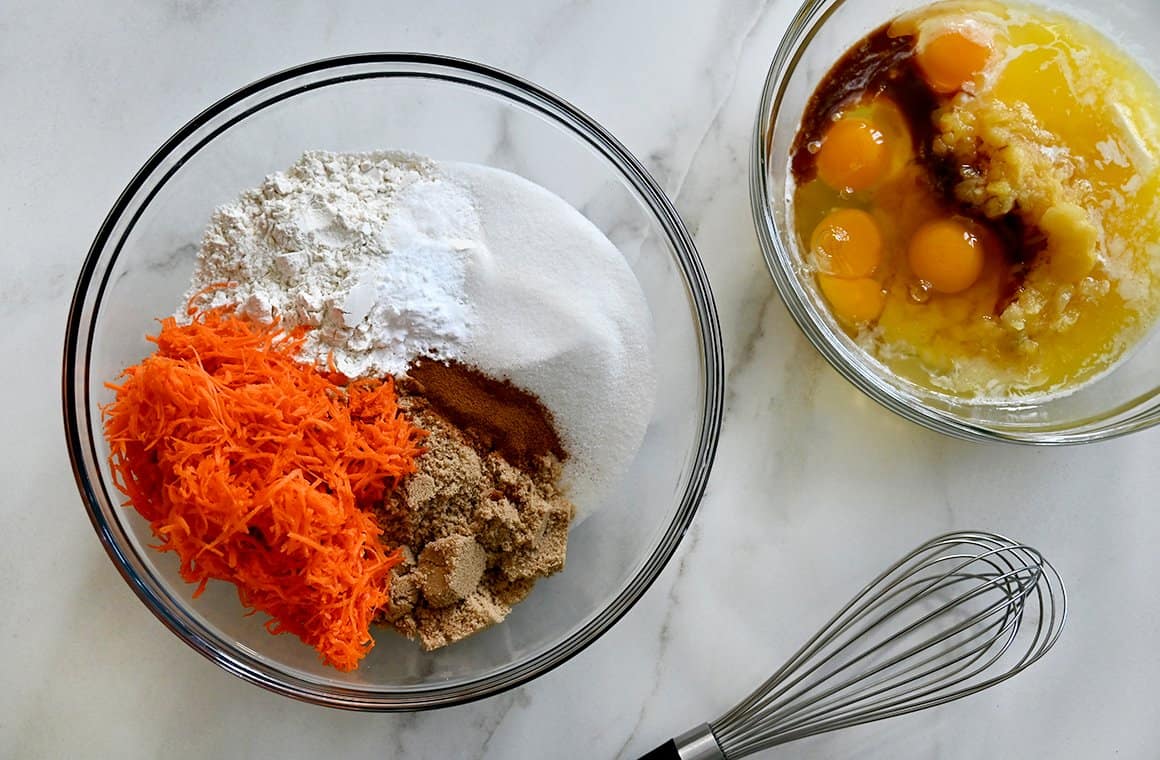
[406,359,566,470]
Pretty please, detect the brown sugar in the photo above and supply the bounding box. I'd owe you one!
[377,366,575,650]
[417,535,487,608]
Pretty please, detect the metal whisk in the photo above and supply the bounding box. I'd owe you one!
[639,531,1066,759]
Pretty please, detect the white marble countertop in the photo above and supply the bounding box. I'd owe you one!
[4,1,1159,757]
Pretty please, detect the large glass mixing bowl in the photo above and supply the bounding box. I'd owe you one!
[63,54,723,710]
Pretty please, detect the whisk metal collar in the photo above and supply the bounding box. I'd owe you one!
[672,724,726,760]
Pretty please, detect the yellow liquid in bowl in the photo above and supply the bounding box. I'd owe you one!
[792,1,1160,399]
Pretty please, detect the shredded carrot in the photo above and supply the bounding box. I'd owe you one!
[102,308,424,671]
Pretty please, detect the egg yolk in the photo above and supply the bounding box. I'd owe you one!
[816,118,890,192]
[818,275,886,323]
[908,218,985,294]
[810,208,883,278]
[917,30,993,94]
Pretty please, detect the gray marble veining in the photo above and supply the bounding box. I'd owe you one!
[4,1,1160,758]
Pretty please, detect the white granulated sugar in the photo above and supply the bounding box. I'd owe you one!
[187,150,656,520]
[443,163,656,519]
[184,151,481,376]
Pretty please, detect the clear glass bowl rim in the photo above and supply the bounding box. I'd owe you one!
[750,0,1160,445]
[62,52,725,711]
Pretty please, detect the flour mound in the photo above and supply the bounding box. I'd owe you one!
[184,150,480,377]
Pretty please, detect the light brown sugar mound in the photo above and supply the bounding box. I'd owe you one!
[376,365,575,650]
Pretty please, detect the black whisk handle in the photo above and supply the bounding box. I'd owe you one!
[638,724,727,760]
[637,739,681,760]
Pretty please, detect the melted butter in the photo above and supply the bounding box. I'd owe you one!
[792,1,1160,399]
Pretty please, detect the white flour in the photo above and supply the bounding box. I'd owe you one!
[185,151,480,377]
[187,152,655,518]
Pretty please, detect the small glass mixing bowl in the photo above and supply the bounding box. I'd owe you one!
[63,54,723,710]
[753,0,1160,443]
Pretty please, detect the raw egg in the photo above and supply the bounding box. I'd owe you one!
[810,208,883,278]
[816,117,890,192]
[917,28,993,93]
[817,275,886,323]
[908,218,985,294]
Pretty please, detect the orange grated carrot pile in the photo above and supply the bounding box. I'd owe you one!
[102,308,425,671]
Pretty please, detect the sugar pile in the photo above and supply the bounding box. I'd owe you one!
[445,162,655,515]
[187,151,655,518]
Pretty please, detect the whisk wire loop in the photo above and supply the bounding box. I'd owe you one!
[706,532,1065,758]
[725,572,1024,750]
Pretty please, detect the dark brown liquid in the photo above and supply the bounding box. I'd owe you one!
[791,22,1044,308]
[791,25,939,183]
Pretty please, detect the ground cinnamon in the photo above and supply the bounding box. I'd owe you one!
[406,359,566,470]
